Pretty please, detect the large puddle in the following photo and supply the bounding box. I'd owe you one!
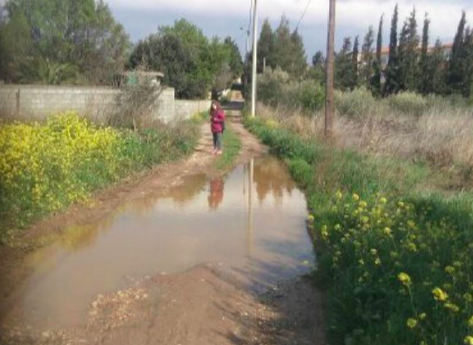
[2,156,314,331]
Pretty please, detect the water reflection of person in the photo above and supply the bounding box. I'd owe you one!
[208,177,224,210]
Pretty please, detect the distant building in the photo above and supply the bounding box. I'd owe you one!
[378,43,453,69]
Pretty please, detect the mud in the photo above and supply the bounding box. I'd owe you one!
[0,101,326,345]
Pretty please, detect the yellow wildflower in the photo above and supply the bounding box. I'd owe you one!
[398,272,412,286]
[432,287,448,302]
[407,318,417,328]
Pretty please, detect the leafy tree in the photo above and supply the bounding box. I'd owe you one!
[385,4,400,95]
[257,19,274,73]
[418,14,430,94]
[430,39,447,95]
[464,28,473,98]
[0,0,130,84]
[312,51,325,67]
[361,26,375,88]
[270,16,307,77]
[448,11,467,95]
[398,8,419,91]
[290,29,308,77]
[335,37,353,91]
[371,15,384,96]
[0,9,31,82]
[224,37,243,78]
[129,19,237,99]
[352,36,360,88]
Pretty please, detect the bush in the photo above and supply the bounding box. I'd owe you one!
[387,92,430,116]
[258,68,324,114]
[0,113,198,241]
[257,67,290,107]
[335,88,381,118]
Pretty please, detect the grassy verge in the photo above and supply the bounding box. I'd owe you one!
[245,116,473,345]
[215,125,242,170]
[0,112,200,244]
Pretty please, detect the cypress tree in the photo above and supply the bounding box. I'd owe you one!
[361,26,375,88]
[335,37,353,91]
[448,11,467,94]
[463,27,473,98]
[385,4,400,95]
[290,29,308,77]
[418,13,430,94]
[257,19,274,73]
[431,39,447,95]
[352,35,360,88]
[398,8,419,91]
[371,15,384,96]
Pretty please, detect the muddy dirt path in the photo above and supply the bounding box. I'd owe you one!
[0,100,325,345]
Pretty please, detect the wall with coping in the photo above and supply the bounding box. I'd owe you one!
[0,85,207,124]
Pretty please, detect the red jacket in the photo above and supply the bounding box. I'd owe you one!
[211,109,225,133]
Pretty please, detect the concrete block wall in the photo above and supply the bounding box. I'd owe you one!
[175,100,211,120]
[0,85,206,124]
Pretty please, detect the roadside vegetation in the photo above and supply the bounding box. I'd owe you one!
[247,6,473,344]
[215,126,242,170]
[0,113,200,244]
[245,110,473,345]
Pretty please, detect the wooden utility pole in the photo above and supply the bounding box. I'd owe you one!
[325,0,336,139]
[251,0,258,117]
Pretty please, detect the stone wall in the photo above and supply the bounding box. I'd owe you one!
[0,85,208,124]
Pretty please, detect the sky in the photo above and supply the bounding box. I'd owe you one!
[106,0,473,60]
[2,0,472,60]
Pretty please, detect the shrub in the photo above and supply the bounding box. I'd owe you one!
[387,92,430,116]
[258,68,324,114]
[0,112,198,241]
[334,88,381,118]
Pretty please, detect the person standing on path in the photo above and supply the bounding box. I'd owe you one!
[210,101,226,155]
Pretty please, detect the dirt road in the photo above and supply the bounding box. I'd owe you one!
[0,100,325,345]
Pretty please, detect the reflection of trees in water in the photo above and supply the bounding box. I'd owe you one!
[253,157,295,204]
[171,174,208,207]
[127,174,209,216]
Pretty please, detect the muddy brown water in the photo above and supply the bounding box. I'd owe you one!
[1,156,315,333]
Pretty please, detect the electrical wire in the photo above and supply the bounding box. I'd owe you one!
[295,0,313,32]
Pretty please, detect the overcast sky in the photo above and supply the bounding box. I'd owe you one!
[3,0,472,60]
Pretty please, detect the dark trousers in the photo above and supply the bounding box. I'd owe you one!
[212,132,222,150]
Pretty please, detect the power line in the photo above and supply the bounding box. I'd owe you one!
[295,0,314,31]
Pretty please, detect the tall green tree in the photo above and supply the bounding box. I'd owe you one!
[257,19,274,73]
[385,4,400,95]
[0,0,130,84]
[398,8,420,91]
[430,39,447,95]
[335,37,353,91]
[463,28,473,98]
[270,16,307,77]
[0,9,31,82]
[351,36,360,88]
[448,11,467,94]
[308,51,325,83]
[290,29,308,77]
[129,19,237,99]
[418,13,430,94]
[371,15,384,96]
[224,37,243,78]
[361,26,375,88]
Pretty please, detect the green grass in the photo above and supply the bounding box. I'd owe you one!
[215,125,242,170]
[245,116,473,345]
